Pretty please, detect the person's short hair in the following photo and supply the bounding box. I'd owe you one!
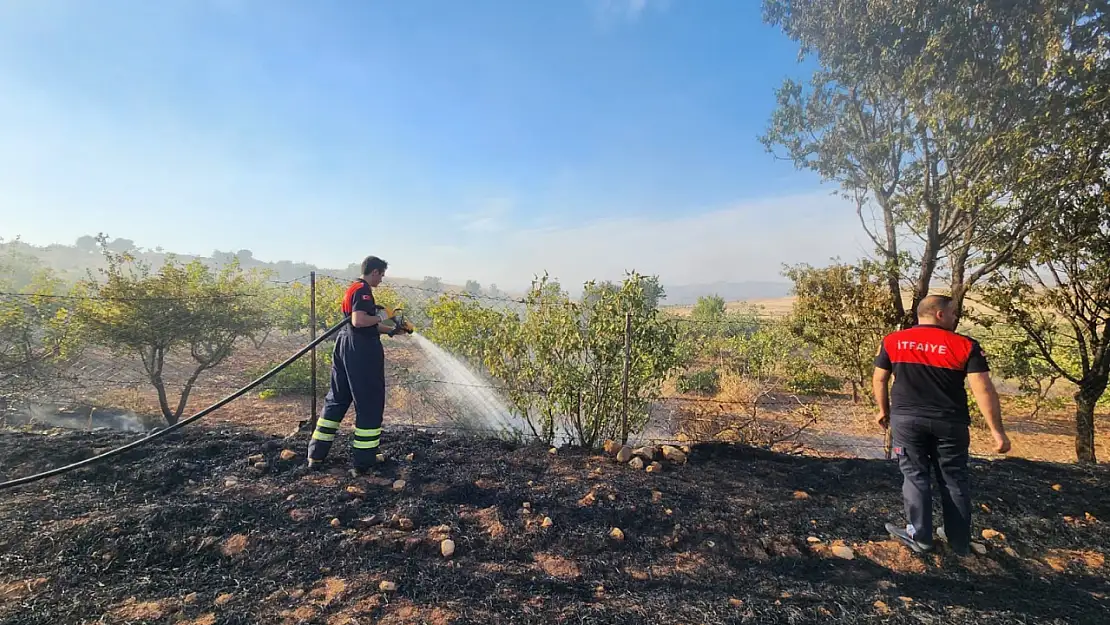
[917,294,954,320]
[361,255,388,276]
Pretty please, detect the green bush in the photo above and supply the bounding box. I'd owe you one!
[676,369,721,394]
[784,364,842,396]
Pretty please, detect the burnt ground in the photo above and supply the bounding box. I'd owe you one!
[1,427,1108,625]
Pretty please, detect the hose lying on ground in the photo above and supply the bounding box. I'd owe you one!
[0,317,349,493]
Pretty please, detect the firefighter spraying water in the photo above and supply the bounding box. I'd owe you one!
[306,256,413,473]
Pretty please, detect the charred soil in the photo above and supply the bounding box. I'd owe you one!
[1,427,1108,624]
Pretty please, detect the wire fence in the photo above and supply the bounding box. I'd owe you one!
[0,271,1083,463]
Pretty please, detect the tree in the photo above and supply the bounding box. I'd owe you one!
[784,259,899,403]
[269,276,406,334]
[464,280,482,296]
[424,271,679,447]
[211,250,235,265]
[106,237,135,253]
[75,235,98,252]
[0,265,83,403]
[0,238,47,292]
[977,5,1110,462]
[420,276,443,294]
[760,0,1080,326]
[692,294,726,322]
[573,273,679,446]
[643,275,666,308]
[487,284,502,299]
[79,247,273,424]
[980,200,1109,463]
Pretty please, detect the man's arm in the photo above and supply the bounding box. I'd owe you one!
[872,367,892,428]
[966,340,1010,453]
[968,372,1010,453]
[350,288,384,328]
[351,310,385,328]
[872,341,893,429]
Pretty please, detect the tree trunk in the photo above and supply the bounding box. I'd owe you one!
[152,375,177,425]
[1074,380,1106,464]
[874,195,906,327]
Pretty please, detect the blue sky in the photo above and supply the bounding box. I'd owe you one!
[0,0,867,290]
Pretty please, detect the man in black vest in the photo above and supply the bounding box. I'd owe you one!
[873,295,1011,555]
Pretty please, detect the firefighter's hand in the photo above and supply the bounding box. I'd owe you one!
[875,412,889,430]
[992,430,1011,454]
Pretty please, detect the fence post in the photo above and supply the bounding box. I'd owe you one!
[309,271,318,431]
[620,310,632,445]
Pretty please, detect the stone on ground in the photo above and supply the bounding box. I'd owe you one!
[616,446,633,463]
[609,527,625,541]
[628,457,644,470]
[440,539,456,558]
[661,445,687,464]
[279,449,297,461]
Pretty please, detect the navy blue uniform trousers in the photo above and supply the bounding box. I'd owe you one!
[892,415,973,552]
[307,331,385,468]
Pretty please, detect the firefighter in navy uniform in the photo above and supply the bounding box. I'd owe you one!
[307,256,407,472]
[872,294,1011,556]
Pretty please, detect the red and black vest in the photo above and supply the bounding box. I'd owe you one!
[874,325,990,423]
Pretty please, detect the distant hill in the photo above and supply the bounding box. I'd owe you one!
[659,281,792,306]
[0,236,490,297]
[3,237,795,307]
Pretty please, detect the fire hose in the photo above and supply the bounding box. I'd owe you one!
[0,311,385,493]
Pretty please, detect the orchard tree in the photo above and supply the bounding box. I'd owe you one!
[760,0,1087,325]
[0,266,84,402]
[424,271,678,447]
[692,294,726,322]
[575,272,679,446]
[978,7,1110,462]
[269,276,407,335]
[981,200,1110,463]
[420,293,535,436]
[784,260,899,403]
[642,275,666,308]
[79,247,273,424]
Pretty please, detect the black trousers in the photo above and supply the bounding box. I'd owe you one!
[891,415,972,552]
[307,332,385,469]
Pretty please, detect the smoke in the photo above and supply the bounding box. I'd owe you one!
[10,403,149,432]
